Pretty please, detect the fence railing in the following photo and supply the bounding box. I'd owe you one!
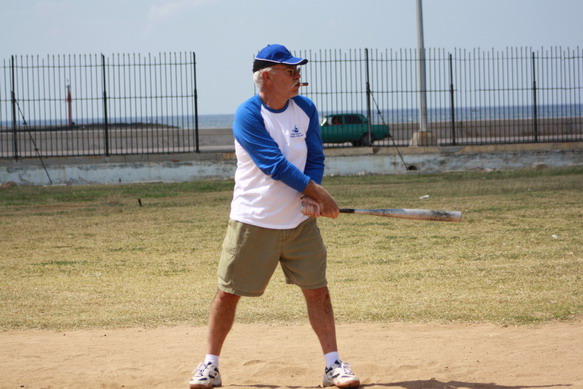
[298,46,582,147]
[1,52,199,159]
[1,47,582,159]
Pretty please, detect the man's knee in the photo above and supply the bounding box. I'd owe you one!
[302,286,331,302]
[214,289,241,305]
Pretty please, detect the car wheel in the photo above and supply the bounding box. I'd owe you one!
[360,133,374,146]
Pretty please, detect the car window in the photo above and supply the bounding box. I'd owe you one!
[345,115,362,124]
[331,116,342,125]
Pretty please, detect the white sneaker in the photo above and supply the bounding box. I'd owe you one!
[189,362,222,389]
[323,360,360,388]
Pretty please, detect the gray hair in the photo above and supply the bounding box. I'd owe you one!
[253,67,273,89]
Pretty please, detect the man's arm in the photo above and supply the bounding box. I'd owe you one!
[294,96,338,219]
[233,100,310,193]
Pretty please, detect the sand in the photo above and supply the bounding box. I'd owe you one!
[1,320,582,389]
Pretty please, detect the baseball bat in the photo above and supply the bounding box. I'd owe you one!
[339,208,462,222]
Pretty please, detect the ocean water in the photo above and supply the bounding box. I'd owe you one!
[197,114,235,129]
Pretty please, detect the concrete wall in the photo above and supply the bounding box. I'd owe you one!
[0,153,237,186]
[324,142,583,176]
[1,142,582,186]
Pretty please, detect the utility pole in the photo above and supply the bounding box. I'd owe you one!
[67,82,73,126]
[411,0,437,146]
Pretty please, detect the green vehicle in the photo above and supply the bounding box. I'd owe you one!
[320,113,390,146]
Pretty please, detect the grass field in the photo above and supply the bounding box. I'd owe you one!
[1,167,582,330]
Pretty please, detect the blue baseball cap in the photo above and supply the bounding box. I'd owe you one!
[253,44,308,72]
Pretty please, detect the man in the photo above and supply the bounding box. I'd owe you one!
[189,44,360,389]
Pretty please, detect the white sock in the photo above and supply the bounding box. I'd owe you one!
[204,354,220,368]
[324,351,340,368]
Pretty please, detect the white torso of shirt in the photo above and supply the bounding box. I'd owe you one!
[230,99,310,229]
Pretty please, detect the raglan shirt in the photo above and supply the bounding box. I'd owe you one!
[230,94,325,229]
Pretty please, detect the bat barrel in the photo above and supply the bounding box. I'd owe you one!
[339,208,462,222]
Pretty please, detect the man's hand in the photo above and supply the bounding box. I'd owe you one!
[301,196,321,218]
[302,180,339,219]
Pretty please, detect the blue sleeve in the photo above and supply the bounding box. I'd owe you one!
[233,97,311,193]
[295,96,325,185]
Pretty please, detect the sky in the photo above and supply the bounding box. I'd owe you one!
[1,0,582,115]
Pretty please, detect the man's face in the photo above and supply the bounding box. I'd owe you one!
[270,64,302,98]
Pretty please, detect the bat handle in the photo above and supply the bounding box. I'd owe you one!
[339,208,355,213]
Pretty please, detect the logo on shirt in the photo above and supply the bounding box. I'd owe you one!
[290,125,304,138]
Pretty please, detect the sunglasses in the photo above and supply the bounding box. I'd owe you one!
[274,67,301,77]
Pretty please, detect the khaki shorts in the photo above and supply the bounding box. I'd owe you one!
[217,218,327,297]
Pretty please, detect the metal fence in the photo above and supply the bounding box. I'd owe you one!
[298,46,583,147]
[1,52,199,158]
[2,47,582,159]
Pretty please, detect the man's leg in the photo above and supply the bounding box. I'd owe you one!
[190,290,240,389]
[189,290,240,389]
[303,286,360,388]
[207,289,240,355]
[302,286,338,354]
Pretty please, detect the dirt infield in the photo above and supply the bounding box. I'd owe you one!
[1,320,582,389]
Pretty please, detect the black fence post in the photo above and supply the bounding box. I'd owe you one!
[532,51,538,143]
[365,48,372,145]
[101,54,110,156]
[10,56,18,159]
[193,52,199,153]
[449,53,456,145]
